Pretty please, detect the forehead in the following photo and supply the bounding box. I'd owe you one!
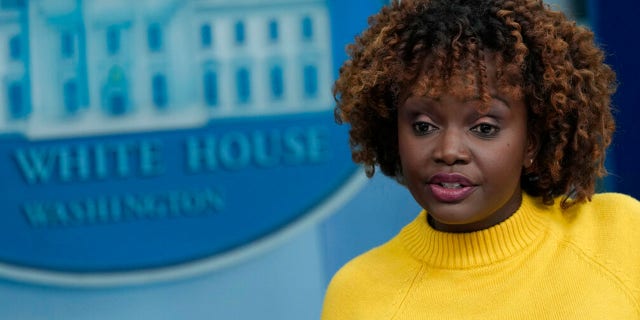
[404,51,523,103]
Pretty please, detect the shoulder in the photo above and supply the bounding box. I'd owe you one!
[322,236,421,319]
[557,192,640,243]
[553,192,640,300]
[587,192,640,213]
[550,192,640,226]
[563,192,640,230]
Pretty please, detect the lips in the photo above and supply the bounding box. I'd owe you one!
[427,173,477,203]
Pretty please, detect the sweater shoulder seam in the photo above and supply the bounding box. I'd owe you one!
[388,263,425,320]
[551,231,640,315]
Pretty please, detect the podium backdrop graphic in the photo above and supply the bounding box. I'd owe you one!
[0,0,360,286]
[0,0,637,319]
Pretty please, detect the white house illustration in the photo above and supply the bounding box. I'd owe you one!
[0,0,30,130]
[0,0,333,139]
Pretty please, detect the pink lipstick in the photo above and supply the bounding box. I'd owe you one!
[428,173,477,203]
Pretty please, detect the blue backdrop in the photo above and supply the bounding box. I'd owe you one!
[591,0,640,198]
[0,1,637,319]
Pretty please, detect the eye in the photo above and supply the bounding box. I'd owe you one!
[470,123,499,137]
[412,121,437,136]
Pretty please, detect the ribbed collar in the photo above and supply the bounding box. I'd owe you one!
[398,193,549,269]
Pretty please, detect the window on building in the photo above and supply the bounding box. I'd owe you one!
[107,27,120,55]
[152,74,168,108]
[7,82,27,119]
[106,66,128,115]
[235,21,245,45]
[109,93,127,115]
[148,24,163,52]
[201,24,212,48]
[203,70,218,107]
[303,65,318,98]
[61,32,74,58]
[63,80,78,114]
[301,16,313,41]
[9,35,20,60]
[236,67,251,104]
[270,65,284,99]
[268,20,279,43]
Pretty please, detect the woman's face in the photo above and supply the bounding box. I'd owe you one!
[397,59,535,233]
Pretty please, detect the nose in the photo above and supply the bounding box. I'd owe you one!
[432,128,471,165]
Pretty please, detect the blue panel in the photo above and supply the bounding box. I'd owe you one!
[592,0,640,196]
[147,24,162,52]
[200,24,212,48]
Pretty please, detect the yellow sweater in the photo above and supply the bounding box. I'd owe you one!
[322,193,640,319]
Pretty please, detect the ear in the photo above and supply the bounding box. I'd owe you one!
[523,131,540,170]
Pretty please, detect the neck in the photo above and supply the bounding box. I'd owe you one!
[427,189,523,233]
[399,192,549,268]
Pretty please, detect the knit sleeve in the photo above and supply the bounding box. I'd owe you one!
[597,193,640,305]
[321,259,359,320]
[565,193,640,309]
[321,239,422,319]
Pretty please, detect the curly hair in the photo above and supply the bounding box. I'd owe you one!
[334,0,616,207]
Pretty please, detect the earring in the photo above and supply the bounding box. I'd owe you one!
[524,158,534,169]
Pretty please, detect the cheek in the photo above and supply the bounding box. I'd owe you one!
[398,144,418,170]
[398,141,430,178]
[477,142,526,176]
